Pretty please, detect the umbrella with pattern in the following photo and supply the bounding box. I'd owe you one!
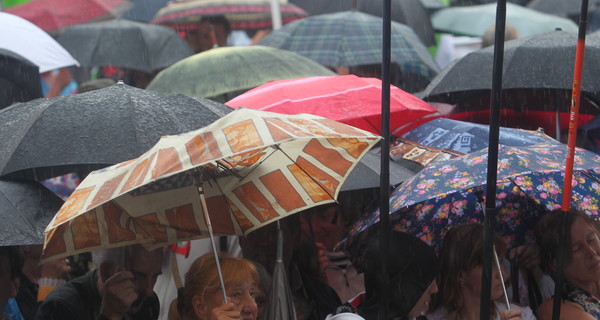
[341,143,600,269]
[42,108,380,261]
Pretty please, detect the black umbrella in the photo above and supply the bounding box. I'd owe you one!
[289,0,437,46]
[0,81,233,180]
[120,0,170,22]
[341,147,422,191]
[57,19,194,73]
[0,178,63,246]
[527,0,599,17]
[0,48,42,109]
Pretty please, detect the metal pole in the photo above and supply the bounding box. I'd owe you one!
[378,0,392,318]
[481,0,507,318]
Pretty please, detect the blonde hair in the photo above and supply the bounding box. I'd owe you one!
[174,253,259,320]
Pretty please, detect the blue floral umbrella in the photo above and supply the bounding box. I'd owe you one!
[341,143,600,269]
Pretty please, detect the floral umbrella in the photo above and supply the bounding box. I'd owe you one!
[42,108,380,261]
[341,143,600,269]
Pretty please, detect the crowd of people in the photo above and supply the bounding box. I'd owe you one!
[2,198,600,320]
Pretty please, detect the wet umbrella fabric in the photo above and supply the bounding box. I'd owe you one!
[0,12,79,73]
[151,0,307,30]
[226,75,438,135]
[431,2,578,37]
[0,82,233,180]
[0,49,42,109]
[0,179,63,246]
[57,19,194,73]
[41,108,380,261]
[341,143,600,268]
[527,0,600,17]
[146,46,336,103]
[288,0,437,46]
[120,0,170,22]
[258,11,440,80]
[4,0,132,33]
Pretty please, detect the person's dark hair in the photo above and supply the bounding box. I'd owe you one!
[535,208,598,276]
[203,16,231,34]
[0,246,24,280]
[429,223,506,316]
[362,231,439,320]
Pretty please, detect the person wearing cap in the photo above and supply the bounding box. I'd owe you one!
[325,230,440,320]
[427,223,534,320]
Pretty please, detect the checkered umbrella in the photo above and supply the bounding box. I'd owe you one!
[258,10,440,81]
[42,108,380,261]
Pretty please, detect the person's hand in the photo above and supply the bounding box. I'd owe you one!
[502,309,522,320]
[508,244,540,270]
[39,258,71,280]
[314,242,329,281]
[99,271,138,320]
[210,299,241,319]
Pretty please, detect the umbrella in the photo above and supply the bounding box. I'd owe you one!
[431,2,578,37]
[262,221,297,320]
[151,0,307,30]
[4,0,132,34]
[0,178,63,246]
[120,0,170,22]
[420,31,600,137]
[258,11,440,92]
[342,147,422,191]
[0,12,79,73]
[401,118,559,154]
[0,81,233,181]
[527,0,600,17]
[288,0,437,46]
[146,45,336,103]
[226,75,438,135]
[41,107,381,262]
[341,142,600,268]
[57,19,194,73]
[0,48,43,109]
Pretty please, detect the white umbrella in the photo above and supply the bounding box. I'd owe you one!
[0,12,79,73]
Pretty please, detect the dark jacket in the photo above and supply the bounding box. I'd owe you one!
[36,270,159,320]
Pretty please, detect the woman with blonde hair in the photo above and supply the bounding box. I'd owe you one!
[169,252,259,320]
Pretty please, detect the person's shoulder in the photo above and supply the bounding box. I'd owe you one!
[537,298,596,320]
[325,313,366,320]
[426,307,449,320]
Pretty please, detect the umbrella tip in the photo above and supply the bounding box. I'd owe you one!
[117,80,124,85]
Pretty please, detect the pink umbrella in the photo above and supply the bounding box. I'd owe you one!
[5,0,131,33]
[226,74,438,135]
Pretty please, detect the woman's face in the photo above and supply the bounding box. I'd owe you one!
[203,280,258,320]
[408,279,439,318]
[460,261,507,301]
[564,217,600,288]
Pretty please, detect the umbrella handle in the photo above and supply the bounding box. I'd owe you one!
[198,185,228,304]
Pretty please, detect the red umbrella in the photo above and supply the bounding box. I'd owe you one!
[226,74,438,135]
[5,0,131,33]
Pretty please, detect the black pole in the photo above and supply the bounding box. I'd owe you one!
[378,0,391,318]
[480,0,507,319]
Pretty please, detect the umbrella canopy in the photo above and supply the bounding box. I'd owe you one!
[527,0,600,17]
[420,31,600,136]
[120,0,170,22]
[0,48,43,109]
[226,75,438,135]
[0,81,233,181]
[4,0,132,33]
[431,2,578,37]
[146,45,336,103]
[0,179,63,246]
[342,147,422,191]
[151,0,307,30]
[41,108,381,261]
[342,143,600,268]
[288,0,437,46]
[57,19,194,73]
[258,11,440,90]
[0,12,79,73]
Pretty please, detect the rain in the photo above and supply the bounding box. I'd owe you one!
[0,0,599,320]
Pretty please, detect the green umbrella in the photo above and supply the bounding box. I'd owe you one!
[432,2,578,37]
[146,45,336,103]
